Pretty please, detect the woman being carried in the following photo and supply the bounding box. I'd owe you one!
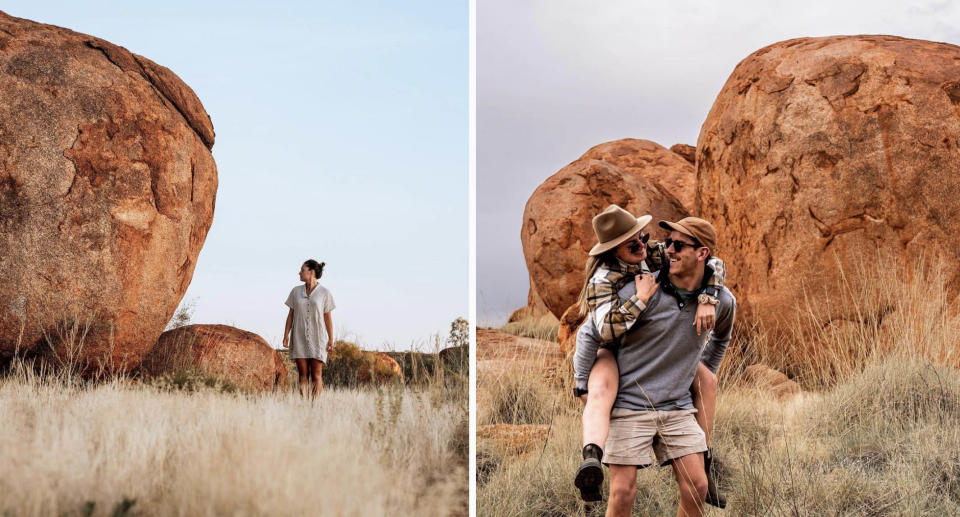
[571,205,727,507]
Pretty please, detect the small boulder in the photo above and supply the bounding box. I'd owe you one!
[325,341,404,385]
[141,324,283,391]
[741,364,802,399]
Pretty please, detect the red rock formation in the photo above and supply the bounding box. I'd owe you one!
[556,304,584,358]
[141,325,283,391]
[521,149,688,318]
[0,12,216,372]
[273,349,289,389]
[669,143,696,165]
[581,139,697,211]
[741,364,802,399]
[356,352,404,383]
[697,35,960,337]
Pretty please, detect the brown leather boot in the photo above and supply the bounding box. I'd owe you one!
[704,448,727,508]
[574,443,604,502]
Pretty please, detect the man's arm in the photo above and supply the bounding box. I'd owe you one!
[700,291,736,374]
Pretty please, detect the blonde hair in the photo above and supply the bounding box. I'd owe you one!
[577,253,610,317]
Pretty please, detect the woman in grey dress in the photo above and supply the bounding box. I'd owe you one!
[282,259,336,398]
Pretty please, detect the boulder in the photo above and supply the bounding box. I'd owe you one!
[556,303,584,358]
[521,147,688,318]
[356,352,403,383]
[696,35,960,338]
[0,12,216,371]
[141,325,283,391]
[581,139,698,211]
[669,143,697,165]
[741,364,802,399]
[326,341,404,385]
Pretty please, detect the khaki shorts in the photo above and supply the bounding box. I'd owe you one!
[604,408,707,467]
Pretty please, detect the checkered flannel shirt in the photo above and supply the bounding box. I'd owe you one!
[586,241,726,347]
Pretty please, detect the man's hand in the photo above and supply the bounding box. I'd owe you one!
[694,302,716,336]
[326,343,333,354]
[282,335,289,349]
[634,273,660,304]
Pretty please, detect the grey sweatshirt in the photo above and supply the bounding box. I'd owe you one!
[573,275,736,411]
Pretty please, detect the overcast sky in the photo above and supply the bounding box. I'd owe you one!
[478,0,960,325]
[5,1,467,350]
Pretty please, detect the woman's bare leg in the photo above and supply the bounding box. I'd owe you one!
[309,359,324,398]
[582,348,619,448]
[295,359,309,397]
[691,363,718,446]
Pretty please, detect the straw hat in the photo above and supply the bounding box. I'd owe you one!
[588,205,652,256]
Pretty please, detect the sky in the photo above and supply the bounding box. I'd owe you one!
[478,0,960,326]
[4,1,468,350]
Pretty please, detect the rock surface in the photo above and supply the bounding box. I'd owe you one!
[477,424,549,456]
[669,143,697,165]
[741,364,802,399]
[0,12,217,371]
[356,352,403,383]
[521,146,688,318]
[326,342,404,385]
[697,35,960,335]
[581,139,698,211]
[556,303,584,358]
[141,325,285,391]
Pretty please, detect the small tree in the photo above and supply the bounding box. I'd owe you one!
[166,298,196,331]
[447,317,468,349]
[442,317,469,375]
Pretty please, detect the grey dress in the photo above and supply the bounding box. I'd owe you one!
[285,284,336,361]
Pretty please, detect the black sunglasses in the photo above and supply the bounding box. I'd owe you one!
[627,232,650,253]
[663,237,701,252]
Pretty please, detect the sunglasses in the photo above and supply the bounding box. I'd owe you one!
[627,233,650,254]
[663,237,701,252]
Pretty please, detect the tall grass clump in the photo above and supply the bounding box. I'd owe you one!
[729,251,960,388]
[499,313,560,342]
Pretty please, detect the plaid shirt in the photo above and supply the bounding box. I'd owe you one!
[586,241,726,347]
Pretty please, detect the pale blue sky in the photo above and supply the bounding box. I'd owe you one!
[5,2,468,350]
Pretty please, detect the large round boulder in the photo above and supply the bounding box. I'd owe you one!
[697,35,960,334]
[141,325,286,391]
[521,141,690,318]
[0,12,216,371]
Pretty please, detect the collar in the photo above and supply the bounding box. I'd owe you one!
[610,258,647,275]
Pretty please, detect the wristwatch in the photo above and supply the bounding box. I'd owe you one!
[698,293,719,305]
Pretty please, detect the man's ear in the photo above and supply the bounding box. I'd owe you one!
[698,247,710,262]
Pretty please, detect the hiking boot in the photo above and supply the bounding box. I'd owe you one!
[575,443,604,503]
[704,448,727,509]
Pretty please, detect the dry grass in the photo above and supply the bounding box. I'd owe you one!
[0,348,467,516]
[478,255,960,516]
[498,313,560,342]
